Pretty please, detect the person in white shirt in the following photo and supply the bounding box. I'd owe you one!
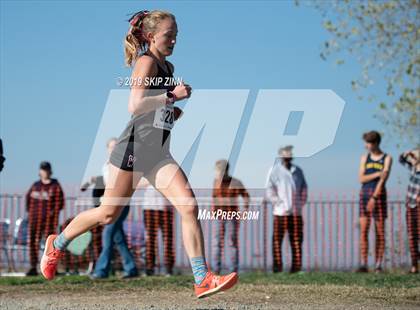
[141,181,175,276]
[264,145,308,273]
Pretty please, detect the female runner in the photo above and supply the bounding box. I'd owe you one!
[40,9,238,298]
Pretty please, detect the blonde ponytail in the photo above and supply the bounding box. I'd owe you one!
[124,10,175,67]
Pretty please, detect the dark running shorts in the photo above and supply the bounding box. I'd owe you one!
[359,192,388,220]
[109,127,174,177]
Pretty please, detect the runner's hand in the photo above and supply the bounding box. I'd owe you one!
[172,82,192,101]
[367,197,376,213]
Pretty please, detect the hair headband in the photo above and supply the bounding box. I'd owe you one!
[128,10,149,29]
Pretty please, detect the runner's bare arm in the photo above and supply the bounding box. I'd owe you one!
[371,155,392,198]
[128,57,191,115]
[128,56,166,115]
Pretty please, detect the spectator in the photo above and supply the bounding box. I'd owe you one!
[141,181,175,276]
[358,131,392,273]
[399,148,420,274]
[90,138,138,279]
[212,159,249,274]
[25,161,64,276]
[264,145,308,273]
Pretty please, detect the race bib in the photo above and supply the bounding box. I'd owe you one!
[153,105,175,130]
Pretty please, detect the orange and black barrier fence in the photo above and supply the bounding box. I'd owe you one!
[0,192,416,274]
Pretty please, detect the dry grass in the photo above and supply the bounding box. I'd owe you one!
[0,272,419,309]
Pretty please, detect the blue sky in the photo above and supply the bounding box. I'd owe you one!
[0,1,413,196]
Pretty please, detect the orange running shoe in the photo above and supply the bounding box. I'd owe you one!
[40,234,64,280]
[194,271,238,298]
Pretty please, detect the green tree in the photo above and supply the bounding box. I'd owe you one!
[306,0,419,147]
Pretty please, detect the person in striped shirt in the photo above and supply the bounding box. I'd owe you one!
[399,148,420,274]
[25,161,64,276]
[211,159,249,274]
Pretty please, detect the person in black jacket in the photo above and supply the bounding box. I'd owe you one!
[25,161,64,276]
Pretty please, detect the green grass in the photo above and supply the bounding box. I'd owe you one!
[240,272,420,288]
[0,272,419,291]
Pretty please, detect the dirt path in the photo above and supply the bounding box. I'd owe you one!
[1,283,419,309]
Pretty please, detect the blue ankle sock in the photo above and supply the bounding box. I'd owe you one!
[53,232,71,250]
[190,256,208,285]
